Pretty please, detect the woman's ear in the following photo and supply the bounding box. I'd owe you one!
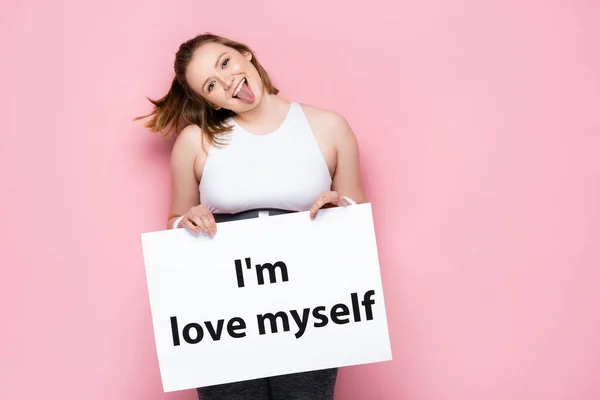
[243,51,253,61]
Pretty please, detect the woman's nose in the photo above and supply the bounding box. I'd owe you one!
[222,76,234,90]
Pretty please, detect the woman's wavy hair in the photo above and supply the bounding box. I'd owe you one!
[135,33,279,144]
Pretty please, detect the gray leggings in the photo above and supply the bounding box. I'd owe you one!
[196,368,338,400]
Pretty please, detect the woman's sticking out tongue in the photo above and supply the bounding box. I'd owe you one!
[235,80,255,102]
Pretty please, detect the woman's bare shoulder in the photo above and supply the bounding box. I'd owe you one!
[298,103,356,142]
[172,124,211,157]
[170,124,211,177]
[172,124,203,151]
[299,103,346,125]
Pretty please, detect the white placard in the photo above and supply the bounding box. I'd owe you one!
[141,203,392,392]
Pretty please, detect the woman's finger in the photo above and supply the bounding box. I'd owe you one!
[309,196,327,219]
[201,214,215,236]
[206,213,217,234]
[182,217,201,234]
[310,191,341,219]
[191,214,210,234]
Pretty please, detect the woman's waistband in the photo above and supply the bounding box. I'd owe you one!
[213,208,296,223]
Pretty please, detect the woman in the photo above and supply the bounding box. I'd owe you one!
[137,32,366,400]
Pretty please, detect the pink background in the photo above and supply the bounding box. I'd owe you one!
[1,0,599,399]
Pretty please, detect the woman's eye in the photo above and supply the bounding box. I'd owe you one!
[222,58,229,68]
[208,82,215,91]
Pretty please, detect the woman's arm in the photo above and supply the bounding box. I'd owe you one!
[307,110,367,219]
[329,114,367,204]
[167,125,204,229]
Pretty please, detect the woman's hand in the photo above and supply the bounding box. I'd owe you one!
[178,204,217,236]
[309,190,355,220]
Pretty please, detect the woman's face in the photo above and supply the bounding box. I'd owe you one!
[185,42,264,113]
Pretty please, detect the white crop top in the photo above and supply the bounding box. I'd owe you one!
[199,102,333,214]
